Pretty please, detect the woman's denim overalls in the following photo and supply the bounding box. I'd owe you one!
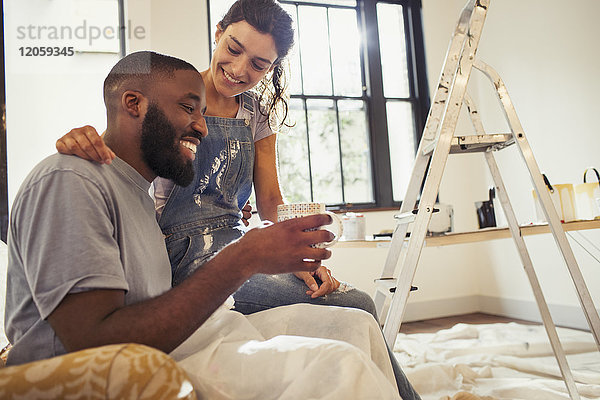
[159,93,255,286]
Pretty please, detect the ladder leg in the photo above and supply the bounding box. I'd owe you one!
[475,60,600,348]
[485,151,581,400]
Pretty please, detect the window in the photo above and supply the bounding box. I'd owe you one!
[208,0,429,209]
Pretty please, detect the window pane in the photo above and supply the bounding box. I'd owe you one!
[306,99,343,203]
[277,99,312,203]
[338,100,373,203]
[386,101,416,201]
[281,4,303,95]
[329,8,363,96]
[298,6,333,95]
[377,3,410,98]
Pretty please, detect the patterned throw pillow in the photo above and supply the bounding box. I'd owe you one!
[0,343,197,399]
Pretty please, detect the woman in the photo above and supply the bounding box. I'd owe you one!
[57,0,376,317]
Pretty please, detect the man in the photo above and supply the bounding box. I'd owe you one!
[5,52,412,399]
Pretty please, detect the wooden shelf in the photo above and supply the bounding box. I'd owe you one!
[335,219,600,249]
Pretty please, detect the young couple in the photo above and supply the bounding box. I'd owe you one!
[41,0,421,397]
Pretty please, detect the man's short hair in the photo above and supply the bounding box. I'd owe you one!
[103,51,198,106]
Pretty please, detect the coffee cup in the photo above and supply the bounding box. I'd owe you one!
[276,202,343,248]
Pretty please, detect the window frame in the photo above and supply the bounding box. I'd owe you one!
[360,0,429,209]
[209,0,430,211]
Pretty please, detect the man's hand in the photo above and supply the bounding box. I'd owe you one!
[56,125,115,164]
[294,267,340,298]
[241,201,253,226]
[232,214,334,276]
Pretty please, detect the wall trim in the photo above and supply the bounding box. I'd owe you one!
[401,295,597,331]
[478,295,597,331]
[402,295,480,322]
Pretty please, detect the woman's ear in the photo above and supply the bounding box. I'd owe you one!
[215,23,224,44]
[121,90,145,118]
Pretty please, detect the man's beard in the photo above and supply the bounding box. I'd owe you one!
[141,103,195,187]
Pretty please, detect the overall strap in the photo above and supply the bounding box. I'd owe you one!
[240,92,255,115]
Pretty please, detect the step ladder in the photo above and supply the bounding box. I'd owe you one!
[374,1,600,399]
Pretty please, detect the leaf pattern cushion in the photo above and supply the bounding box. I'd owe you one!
[0,343,197,399]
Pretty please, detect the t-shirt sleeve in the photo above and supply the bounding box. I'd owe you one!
[252,99,276,143]
[12,169,128,320]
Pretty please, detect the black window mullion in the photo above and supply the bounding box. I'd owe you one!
[334,100,346,203]
[325,7,335,95]
[302,99,315,202]
[355,2,368,96]
[407,0,430,141]
[294,5,314,201]
[402,3,416,105]
[293,5,307,96]
[117,0,126,57]
[360,0,394,207]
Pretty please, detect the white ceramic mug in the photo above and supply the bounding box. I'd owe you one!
[277,202,343,248]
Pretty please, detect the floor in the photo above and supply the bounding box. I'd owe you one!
[399,312,540,334]
[396,314,599,399]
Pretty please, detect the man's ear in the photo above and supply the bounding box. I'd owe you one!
[121,90,146,118]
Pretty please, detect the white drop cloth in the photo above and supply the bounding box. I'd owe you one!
[394,322,600,400]
[171,299,400,400]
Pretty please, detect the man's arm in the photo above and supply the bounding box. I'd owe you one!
[48,215,334,354]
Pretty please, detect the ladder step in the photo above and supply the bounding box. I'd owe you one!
[423,134,514,156]
[394,207,441,225]
[375,278,418,294]
[450,134,514,153]
[393,212,417,225]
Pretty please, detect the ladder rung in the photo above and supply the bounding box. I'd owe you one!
[393,212,417,225]
[375,278,418,294]
[423,134,514,156]
[450,134,514,153]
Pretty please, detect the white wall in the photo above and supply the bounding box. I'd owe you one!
[4,0,210,207]
[126,0,210,71]
[465,0,600,327]
[4,0,119,205]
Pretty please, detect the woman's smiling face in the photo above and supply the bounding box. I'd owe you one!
[211,20,279,98]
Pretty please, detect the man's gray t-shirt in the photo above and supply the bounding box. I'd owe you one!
[5,154,171,365]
